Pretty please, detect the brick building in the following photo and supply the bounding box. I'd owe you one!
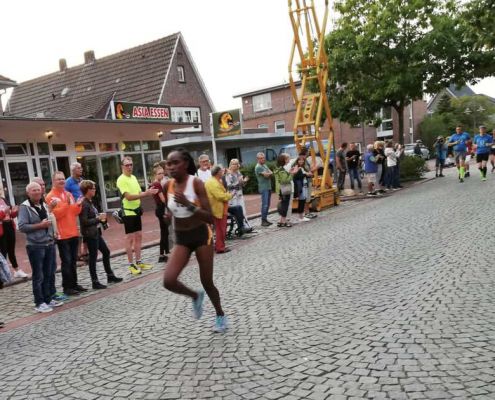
[234,82,428,151]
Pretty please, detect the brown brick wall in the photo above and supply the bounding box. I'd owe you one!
[160,40,213,135]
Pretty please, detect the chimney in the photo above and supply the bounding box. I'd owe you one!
[84,50,96,65]
[59,58,67,72]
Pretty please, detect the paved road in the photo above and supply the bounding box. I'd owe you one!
[2,167,495,399]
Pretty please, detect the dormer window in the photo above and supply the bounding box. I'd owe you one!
[177,66,185,82]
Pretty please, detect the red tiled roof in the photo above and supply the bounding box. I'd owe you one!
[7,34,179,118]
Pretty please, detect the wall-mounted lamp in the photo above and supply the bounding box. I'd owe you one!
[45,130,54,139]
[157,131,164,139]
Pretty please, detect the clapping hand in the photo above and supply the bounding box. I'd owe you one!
[173,191,190,207]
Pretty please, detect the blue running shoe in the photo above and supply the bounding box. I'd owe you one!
[53,293,69,301]
[192,290,205,319]
[213,315,228,333]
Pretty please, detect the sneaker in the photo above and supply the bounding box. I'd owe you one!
[192,290,205,319]
[460,178,464,183]
[53,293,68,301]
[128,264,142,275]
[439,174,445,177]
[14,269,29,279]
[63,289,80,296]
[35,303,53,313]
[298,217,311,222]
[158,255,168,263]
[213,315,228,333]
[261,220,271,227]
[75,285,88,292]
[48,299,64,308]
[304,213,317,219]
[482,177,487,181]
[136,262,153,271]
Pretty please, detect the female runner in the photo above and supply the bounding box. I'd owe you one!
[163,148,228,333]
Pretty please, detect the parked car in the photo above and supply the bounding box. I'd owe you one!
[403,143,430,160]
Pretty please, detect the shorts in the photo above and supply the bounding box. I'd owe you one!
[476,153,489,163]
[175,224,212,252]
[435,158,445,167]
[454,151,466,163]
[123,215,142,234]
[365,173,376,184]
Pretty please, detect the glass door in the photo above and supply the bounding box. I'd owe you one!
[98,154,121,210]
[7,160,34,205]
[79,155,102,211]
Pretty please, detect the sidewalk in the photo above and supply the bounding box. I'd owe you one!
[8,194,279,277]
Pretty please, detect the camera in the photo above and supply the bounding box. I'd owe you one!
[101,221,109,230]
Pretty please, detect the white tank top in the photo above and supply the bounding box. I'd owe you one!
[167,175,199,218]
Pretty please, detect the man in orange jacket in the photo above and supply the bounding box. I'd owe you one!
[46,171,84,296]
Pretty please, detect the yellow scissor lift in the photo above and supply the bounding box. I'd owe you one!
[288,0,339,210]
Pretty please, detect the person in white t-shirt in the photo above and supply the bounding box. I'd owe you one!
[196,154,212,183]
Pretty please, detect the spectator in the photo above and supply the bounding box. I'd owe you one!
[274,153,296,228]
[346,143,363,193]
[255,152,273,227]
[0,187,27,278]
[364,144,379,195]
[18,182,63,313]
[32,177,66,302]
[46,172,85,296]
[196,154,212,183]
[384,141,402,190]
[433,136,447,177]
[225,159,252,232]
[295,148,317,219]
[292,156,311,222]
[150,164,170,262]
[79,180,122,289]
[205,165,232,254]
[336,142,348,191]
[374,141,387,191]
[116,156,158,275]
[413,140,422,156]
[65,162,87,262]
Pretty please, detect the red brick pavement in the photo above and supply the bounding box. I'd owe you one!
[10,194,278,275]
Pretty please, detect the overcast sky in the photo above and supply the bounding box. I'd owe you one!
[2,0,494,112]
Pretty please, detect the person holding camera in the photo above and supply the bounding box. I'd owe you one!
[79,180,122,289]
[346,142,363,193]
[434,136,448,177]
[116,156,159,275]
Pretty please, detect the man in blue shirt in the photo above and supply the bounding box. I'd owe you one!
[473,125,492,181]
[65,162,83,200]
[448,125,471,183]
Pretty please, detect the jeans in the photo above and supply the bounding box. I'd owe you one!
[57,237,79,291]
[385,165,400,188]
[348,167,362,190]
[228,205,244,231]
[260,189,271,221]
[27,244,56,306]
[337,169,347,190]
[86,235,114,283]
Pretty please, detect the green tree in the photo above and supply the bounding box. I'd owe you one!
[436,93,454,115]
[326,0,490,144]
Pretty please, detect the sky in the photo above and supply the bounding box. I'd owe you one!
[2,0,494,112]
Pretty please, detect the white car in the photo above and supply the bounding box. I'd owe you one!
[404,143,430,160]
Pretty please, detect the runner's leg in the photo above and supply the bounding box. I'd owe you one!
[196,245,224,316]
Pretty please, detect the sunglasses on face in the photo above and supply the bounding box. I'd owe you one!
[123,163,133,167]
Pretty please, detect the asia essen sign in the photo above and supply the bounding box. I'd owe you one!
[111,101,171,121]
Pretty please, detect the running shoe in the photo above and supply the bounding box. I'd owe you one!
[192,290,205,319]
[53,293,69,301]
[47,299,64,308]
[482,177,487,181]
[128,264,142,275]
[14,269,29,278]
[136,262,153,271]
[213,315,228,333]
[35,303,53,313]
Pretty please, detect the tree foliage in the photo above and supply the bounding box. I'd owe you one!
[326,0,493,144]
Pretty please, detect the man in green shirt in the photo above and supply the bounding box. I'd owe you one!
[255,152,273,227]
[116,156,158,275]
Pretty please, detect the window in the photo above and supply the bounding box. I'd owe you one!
[257,123,268,129]
[74,142,95,152]
[177,65,185,82]
[121,141,141,152]
[37,142,50,155]
[142,141,160,151]
[99,143,118,152]
[253,93,272,112]
[275,120,285,133]
[52,144,67,152]
[5,144,27,155]
[171,107,201,123]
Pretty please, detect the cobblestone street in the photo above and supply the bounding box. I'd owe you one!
[2,167,495,399]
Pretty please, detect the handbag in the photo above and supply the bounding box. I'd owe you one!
[279,183,292,196]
